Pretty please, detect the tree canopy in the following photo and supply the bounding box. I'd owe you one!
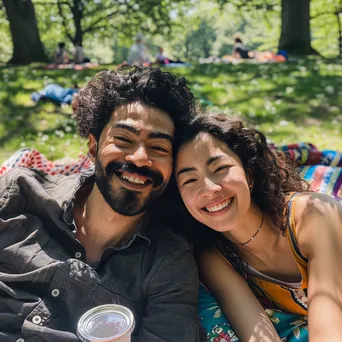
[1,0,341,64]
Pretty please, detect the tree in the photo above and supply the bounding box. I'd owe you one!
[39,0,189,47]
[278,0,316,54]
[311,0,342,57]
[185,20,217,59]
[215,0,319,55]
[2,0,47,64]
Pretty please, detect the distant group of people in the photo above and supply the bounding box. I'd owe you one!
[126,34,288,67]
[53,42,91,65]
[231,36,288,62]
[53,34,286,67]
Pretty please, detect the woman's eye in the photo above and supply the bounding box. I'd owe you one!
[214,165,229,173]
[183,179,196,186]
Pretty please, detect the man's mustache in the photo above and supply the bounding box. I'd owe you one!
[106,162,164,188]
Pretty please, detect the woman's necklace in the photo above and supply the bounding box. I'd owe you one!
[234,212,264,246]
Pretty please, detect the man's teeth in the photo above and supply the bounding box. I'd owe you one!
[206,198,232,212]
[121,174,146,184]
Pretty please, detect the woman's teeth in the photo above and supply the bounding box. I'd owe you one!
[206,198,232,212]
[121,174,146,185]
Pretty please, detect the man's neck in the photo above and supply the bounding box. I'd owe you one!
[74,183,144,264]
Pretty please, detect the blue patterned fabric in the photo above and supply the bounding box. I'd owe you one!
[198,284,308,341]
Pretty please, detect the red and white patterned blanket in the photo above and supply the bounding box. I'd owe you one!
[1,145,341,202]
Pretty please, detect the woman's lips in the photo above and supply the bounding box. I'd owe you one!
[200,197,234,215]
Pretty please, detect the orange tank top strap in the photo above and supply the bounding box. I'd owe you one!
[284,192,308,267]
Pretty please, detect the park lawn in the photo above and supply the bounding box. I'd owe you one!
[0,58,341,163]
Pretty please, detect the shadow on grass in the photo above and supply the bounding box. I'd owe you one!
[179,59,342,126]
[0,60,341,159]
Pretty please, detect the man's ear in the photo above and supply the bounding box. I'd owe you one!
[88,134,97,162]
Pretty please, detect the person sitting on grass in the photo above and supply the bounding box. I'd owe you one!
[54,42,69,64]
[172,114,342,341]
[127,33,150,65]
[73,44,91,64]
[155,47,186,65]
[232,37,251,59]
[155,47,169,64]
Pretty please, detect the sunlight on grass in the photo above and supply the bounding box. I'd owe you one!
[0,59,341,164]
[13,93,33,107]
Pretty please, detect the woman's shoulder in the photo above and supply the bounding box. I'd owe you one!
[291,192,342,255]
[293,191,340,221]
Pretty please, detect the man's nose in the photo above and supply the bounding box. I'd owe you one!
[125,144,152,168]
[200,178,222,197]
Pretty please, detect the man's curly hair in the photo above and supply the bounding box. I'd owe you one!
[166,114,309,272]
[75,66,198,140]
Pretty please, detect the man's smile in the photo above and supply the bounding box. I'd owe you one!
[106,161,163,189]
[115,170,153,190]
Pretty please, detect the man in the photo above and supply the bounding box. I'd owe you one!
[0,67,201,341]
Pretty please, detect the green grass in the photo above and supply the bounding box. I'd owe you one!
[0,58,341,163]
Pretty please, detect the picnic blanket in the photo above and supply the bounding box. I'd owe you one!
[45,62,99,70]
[200,52,288,65]
[270,142,342,201]
[1,143,341,203]
[0,142,341,342]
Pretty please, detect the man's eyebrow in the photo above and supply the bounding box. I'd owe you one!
[112,123,140,135]
[177,167,196,178]
[148,132,173,144]
[112,124,173,143]
[207,155,224,166]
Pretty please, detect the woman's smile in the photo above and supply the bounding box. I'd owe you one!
[200,197,234,215]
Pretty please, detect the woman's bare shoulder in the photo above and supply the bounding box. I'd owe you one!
[293,192,342,256]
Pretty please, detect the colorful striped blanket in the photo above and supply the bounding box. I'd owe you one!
[1,143,341,202]
[269,142,342,201]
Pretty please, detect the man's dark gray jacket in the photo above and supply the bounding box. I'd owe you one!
[0,167,201,342]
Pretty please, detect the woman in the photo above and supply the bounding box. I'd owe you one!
[173,114,342,341]
[232,37,251,59]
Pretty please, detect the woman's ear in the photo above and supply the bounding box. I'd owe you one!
[88,134,97,162]
[246,169,254,192]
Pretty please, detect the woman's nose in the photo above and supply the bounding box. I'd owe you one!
[200,177,222,197]
[125,145,152,168]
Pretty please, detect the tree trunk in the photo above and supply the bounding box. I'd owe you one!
[337,12,342,57]
[278,0,316,54]
[3,0,47,64]
[72,0,83,46]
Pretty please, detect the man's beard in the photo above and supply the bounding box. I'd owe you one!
[94,159,167,216]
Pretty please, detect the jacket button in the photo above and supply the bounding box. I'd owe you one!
[75,252,82,258]
[51,289,60,297]
[32,315,42,325]
[16,339,25,342]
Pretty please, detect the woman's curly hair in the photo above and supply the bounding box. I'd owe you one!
[75,66,198,140]
[166,114,309,271]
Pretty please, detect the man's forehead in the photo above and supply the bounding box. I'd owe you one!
[110,102,175,135]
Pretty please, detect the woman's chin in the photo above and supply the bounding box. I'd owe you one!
[197,203,237,232]
[207,223,234,234]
